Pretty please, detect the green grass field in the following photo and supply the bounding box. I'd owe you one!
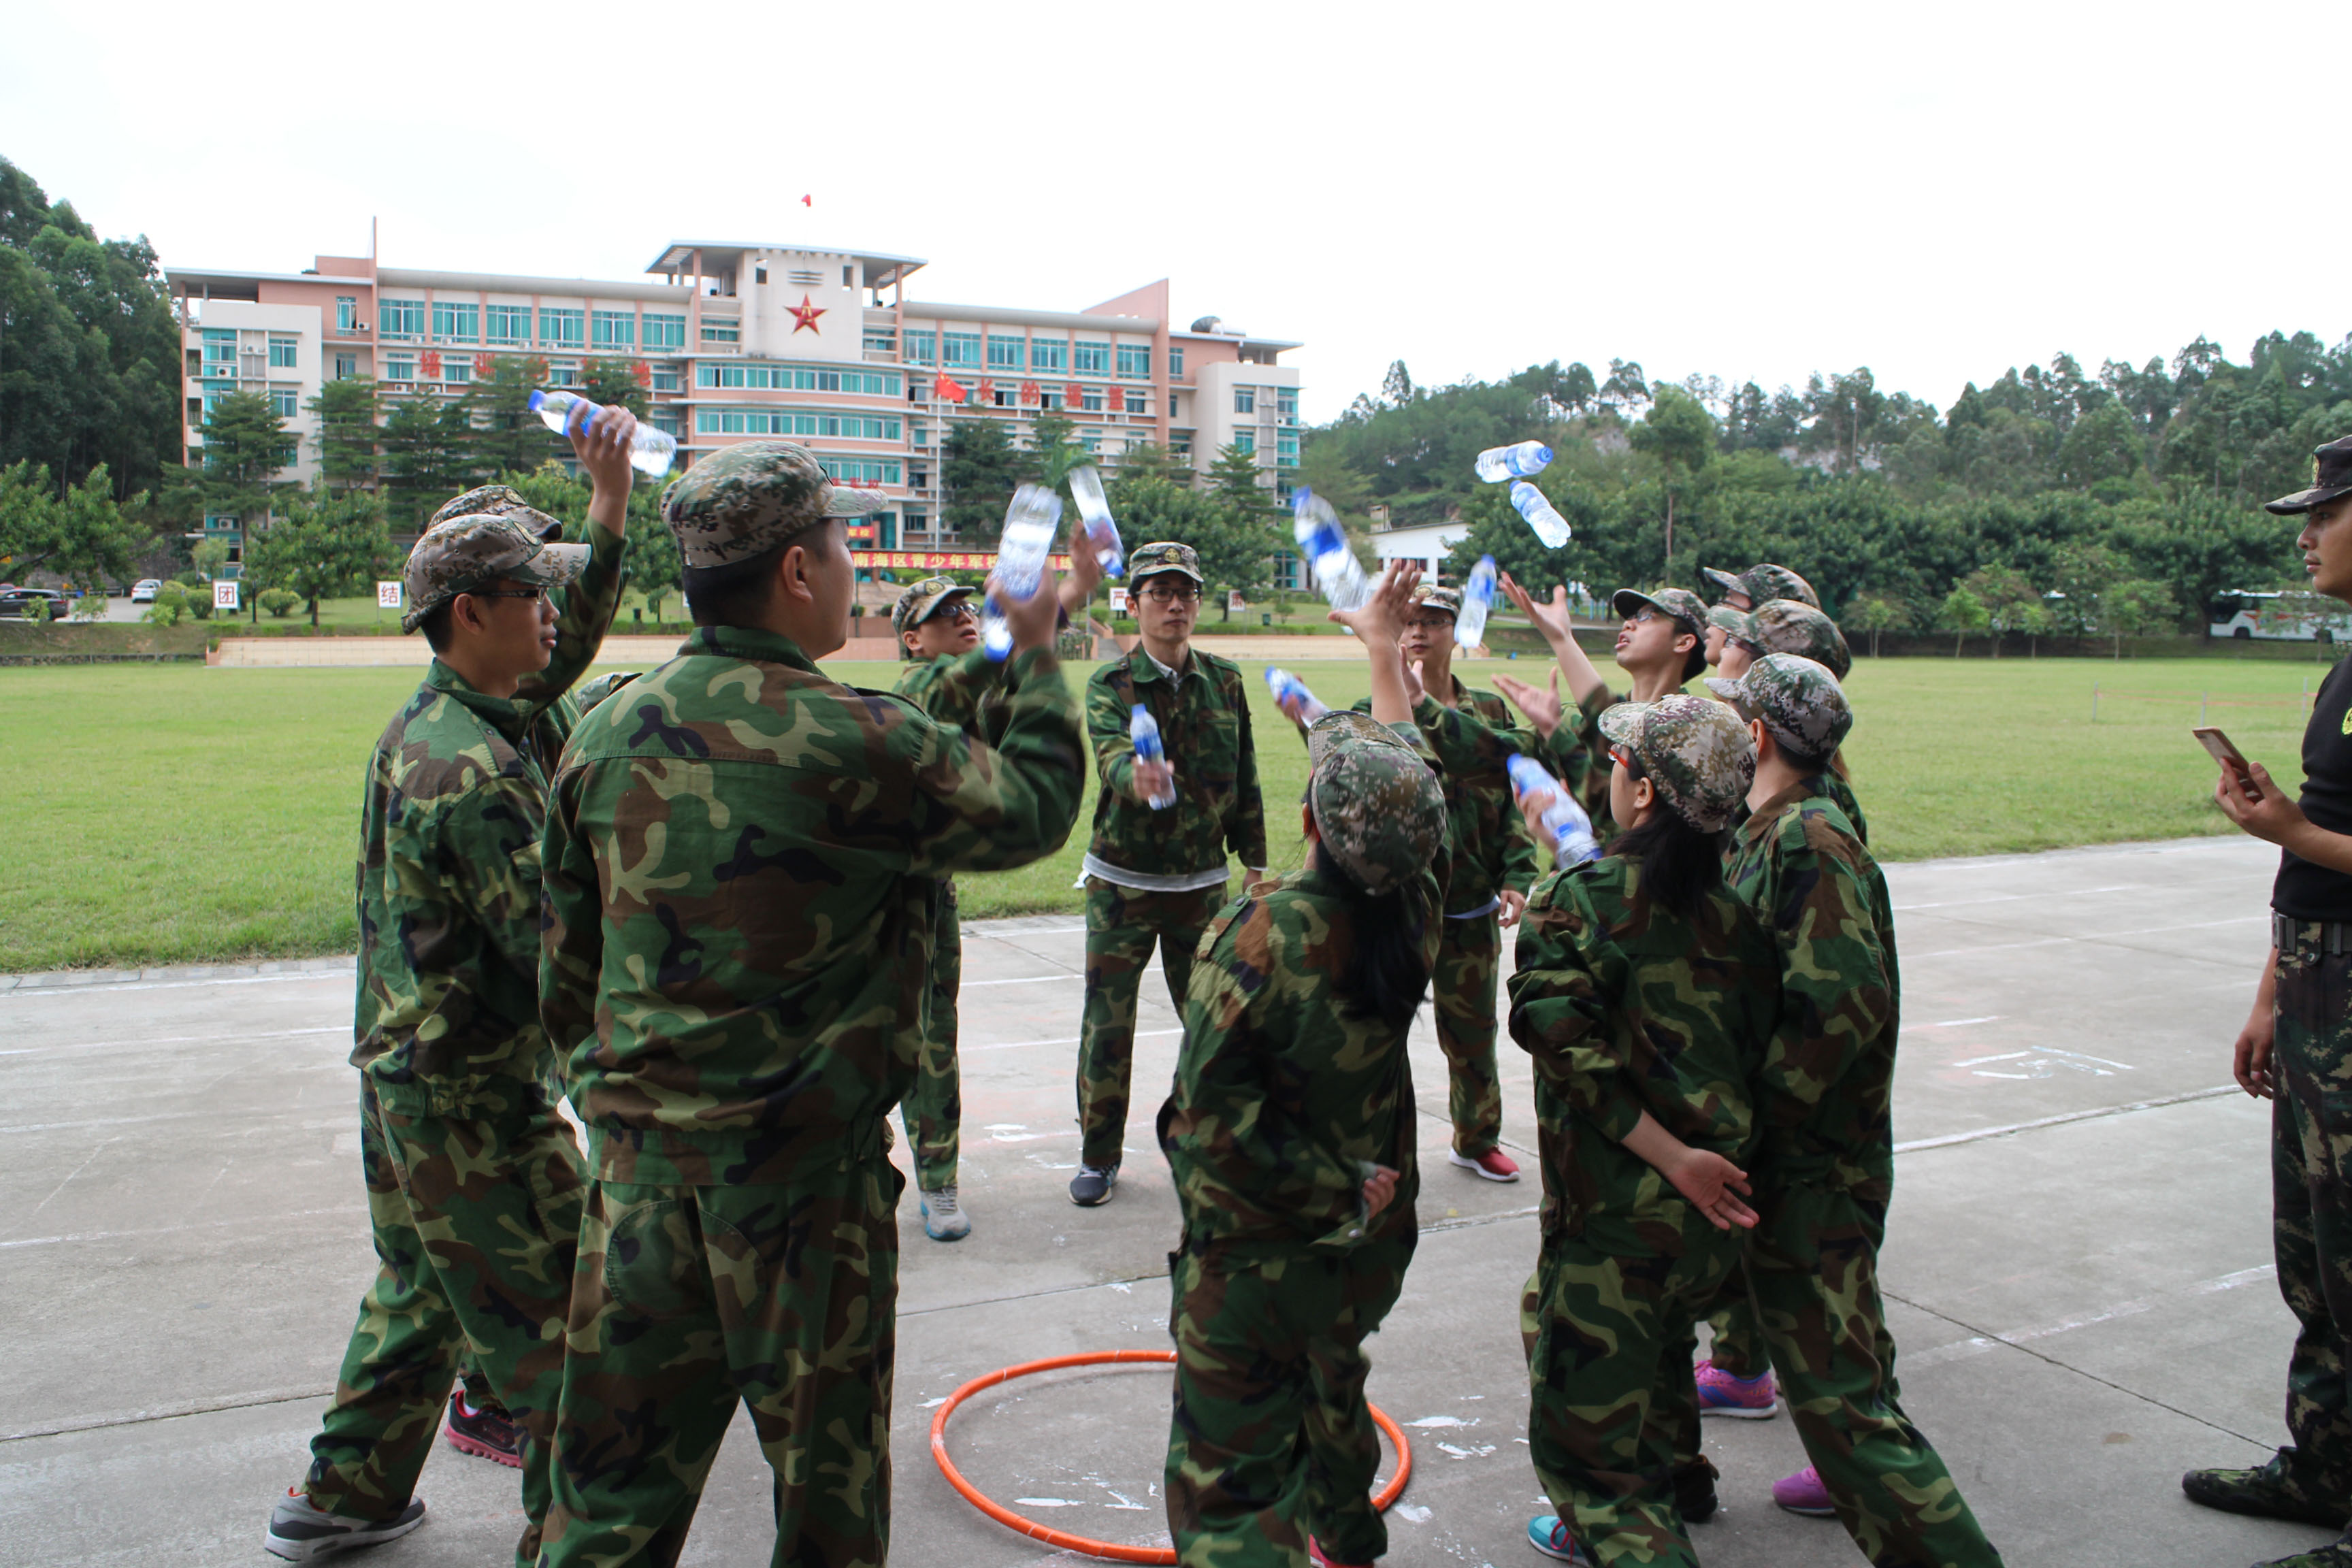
[0,653,2325,973]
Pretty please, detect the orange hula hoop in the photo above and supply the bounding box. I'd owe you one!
[928,1348,1414,1565]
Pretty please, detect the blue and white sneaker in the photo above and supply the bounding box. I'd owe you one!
[920,1186,970,1241]
[1527,1515,1592,1563]
[264,1489,427,1561]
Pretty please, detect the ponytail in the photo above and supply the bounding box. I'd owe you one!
[1309,842,1433,1032]
[1610,752,1728,921]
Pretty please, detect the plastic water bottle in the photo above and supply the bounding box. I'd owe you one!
[1475,440,1553,483]
[1292,488,1371,610]
[981,483,1062,661]
[1130,704,1177,809]
[1455,555,1498,649]
[1066,466,1125,578]
[1510,481,1572,548]
[1506,753,1601,864]
[1264,666,1330,725]
[527,390,677,477]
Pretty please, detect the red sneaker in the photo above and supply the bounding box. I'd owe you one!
[443,1391,522,1468]
[1308,1537,1373,1568]
[1448,1147,1520,1182]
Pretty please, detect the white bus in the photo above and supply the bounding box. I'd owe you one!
[2207,589,2352,642]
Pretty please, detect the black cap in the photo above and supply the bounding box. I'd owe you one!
[2266,435,2352,516]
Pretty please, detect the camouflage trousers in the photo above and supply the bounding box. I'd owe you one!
[538,1139,902,1568]
[1699,1277,1767,1378]
[1733,1183,2004,1568]
[1435,910,1504,1156]
[1520,1230,1741,1567]
[1079,877,1225,1170]
[1165,1239,1414,1567]
[2268,922,2352,1504]
[304,1079,584,1568]
[900,878,962,1192]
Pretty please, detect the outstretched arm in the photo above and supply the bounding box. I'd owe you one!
[1499,571,1610,708]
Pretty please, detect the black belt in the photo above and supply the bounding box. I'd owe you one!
[2275,913,2352,956]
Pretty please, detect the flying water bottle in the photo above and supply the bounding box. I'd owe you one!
[1264,666,1330,725]
[1066,466,1125,578]
[1130,704,1177,809]
[981,483,1062,662]
[527,390,678,477]
[1505,753,1602,864]
[1474,440,1553,483]
[1292,488,1371,611]
[1510,480,1572,549]
[1455,555,1498,649]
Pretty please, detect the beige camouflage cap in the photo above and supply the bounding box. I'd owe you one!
[659,442,886,570]
[400,514,587,634]
[1750,599,1852,680]
[1703,562,1819,609]
[1410,584,1462,617]
[1705,602,1760,648]
[1705,653,1853,760]
[1305,710,1448,896]
[1128,540,1204,584]
[1611,586,1708,642]
[429,484,564,540]
[1597,695,1756,834]
[891,574,972,635]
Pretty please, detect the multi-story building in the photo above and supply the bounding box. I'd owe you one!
[165,241,1303,568]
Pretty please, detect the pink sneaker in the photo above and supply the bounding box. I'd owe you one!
[1771,1464,1838,1517]
[1448,1147,1520,1181]
[1694,1358,1777,1419]
[1307,1537,1371,1568]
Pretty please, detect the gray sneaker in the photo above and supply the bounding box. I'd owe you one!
[1069,1164,1117,1206]
[921,1185,970,1241]
[264,1489,427,1561]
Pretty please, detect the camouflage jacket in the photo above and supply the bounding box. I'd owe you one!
[1725,775,1899,1202]
[1506,855,1780,1254]
[540,627,1083,1186]
[1728,767,1868,847]
[1159,858,1448,1254]
[894,648,1007,742]
[1085,646,1267,876]
[352,525,625,1113]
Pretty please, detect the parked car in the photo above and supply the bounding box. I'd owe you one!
[0,588,72,619]
[131,579,161,604]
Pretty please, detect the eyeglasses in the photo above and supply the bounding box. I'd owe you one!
[467,587,548,606]
[1140,583,1200,604]
[933,601,979,623]
[1607,744,1637,770]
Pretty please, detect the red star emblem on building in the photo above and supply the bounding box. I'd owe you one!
[787,294,826,334]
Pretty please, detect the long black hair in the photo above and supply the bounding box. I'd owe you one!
[1610,751,1728,921]
[1308,839,1434,1032]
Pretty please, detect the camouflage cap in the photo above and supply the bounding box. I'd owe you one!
[1703,562,1819,609]
[1305,710,1448,896]
[1128,540,1204,584]
[429,484,564,541]
[1705,653,1853,760]
[1409,584,1462,618]
[1596,694,1756,834]
[1749,599,1852,680]
[1610,586,1708,642]
[659,441,886,570]
[1705,602,1760,647]
[2266,434,2352,515]
[400,514,587,634]
[891,574,974,635]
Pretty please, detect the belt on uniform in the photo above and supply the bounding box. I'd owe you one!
[2275,912,2352,956]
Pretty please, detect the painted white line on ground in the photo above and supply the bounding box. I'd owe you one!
[1905,1263,2276,1370]
[0,1384,338,1444]
[0,1025,344,1058]
[967,1027,1183,1054]
[0,1204,368,1251]
[960,974,1082,987]
[1893,1084,2240,1154]
[1895,885,2145,912]
[1912,915,2266,960]
[0,970,351,1001]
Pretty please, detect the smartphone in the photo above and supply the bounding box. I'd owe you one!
[2193,726,2261,795]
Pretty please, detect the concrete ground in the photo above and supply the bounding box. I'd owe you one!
[0,834,2331,1567]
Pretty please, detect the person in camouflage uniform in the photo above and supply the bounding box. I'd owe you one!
[1701,561,1819,612]
[1074,541,1267,1206]
[265,414,640,1565]
[1162,564,1451,1568]
[534,441,1094,1568]
[1505,693,1778,1567]
[1695,653,2004,1565]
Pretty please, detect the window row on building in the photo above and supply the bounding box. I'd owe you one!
[696,363,900,395]
[696,410,903,440]
[898,331,1162,379]
[369,297,690,350]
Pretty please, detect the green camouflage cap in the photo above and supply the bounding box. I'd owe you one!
[1705,602,1760,647]
[400,513,587,633]
[1410,584,1463,617]
[429,484,564,541]
[891,574,973,635]
[1750,598,1852,680]
[1703,562,1819,609]
[659,441,886,570]
[1705,652,1853,760]
[1128,540,1204,584]
[1610,586,1708,642]
[1597,694,1755,834]
[1305,710,1448,896]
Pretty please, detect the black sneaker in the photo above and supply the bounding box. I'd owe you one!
[1069,1164,1117,1206]
[1674,1455,1720,1522]
[2256,1541,2352,1568]
[263,1489,427,1561]
[2183,1455,2347,1528]
[444,1390,523,1468]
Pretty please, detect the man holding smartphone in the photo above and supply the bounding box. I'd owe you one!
[2193,434,2352,1567]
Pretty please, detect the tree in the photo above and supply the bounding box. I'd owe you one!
[379,395,478,527]
[2057,401,2141,489]
[583,357,651,418]
[244,488,395,625]
[941,418,1032,544]
[307,378,381,495]
[1027,412,1086,493]
[1959,566,2038,658]
[191,391,297,530]
[1113,440,1190,489]
[469,355,560,477]
[1938,586,1989,657]
[489,459,681,621]
[1381,360,1415,404]
[1844,590,1903,658]
[0,459,151,589]
[1107,474,1279,613]
[1627,388,1716,578]
[2095,578,2180,658]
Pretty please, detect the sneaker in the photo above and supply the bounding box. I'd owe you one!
[443,1390,522,1468]
[2183,1455,2349,1527]
[1526,1515,1592,1563]
[1771,1465,1838,1518]
[1069,1164,1117,1206]
[1448,1147,1520,1182]
[1695,1358,1778,1419]
[2255,1541,2352,1568]
[1308,1536,1373,1568]
[921,1185,970,1241]
[263,1489,427,1561]
[1674,1455,1720,1522]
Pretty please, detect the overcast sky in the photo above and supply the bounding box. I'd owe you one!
[5,0,2339,423]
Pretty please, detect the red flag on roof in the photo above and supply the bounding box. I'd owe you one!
[801,194,813,206]
[933,372,967,403]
